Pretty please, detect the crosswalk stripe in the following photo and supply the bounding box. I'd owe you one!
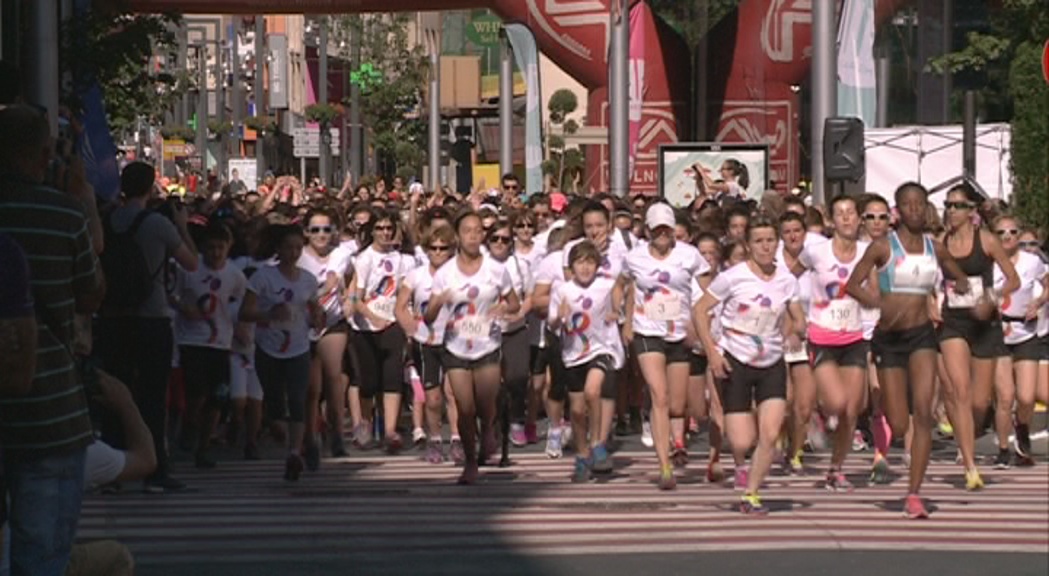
[78,452,1049,565]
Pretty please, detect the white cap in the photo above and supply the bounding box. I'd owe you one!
[645,202,676,230]
[409,182,424,195]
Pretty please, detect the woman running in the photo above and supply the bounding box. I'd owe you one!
[694,215,804,514]
[395,223,456,464]
[796,195,877,490]
[938,184,1018,490]
[620,202,711,490]
[689,232,727,482]
[240,224,326,481]
[350,209,417,452]
[1018,232,1049,427]
[298,208,354,464]
[426,211,521,484]
[845,182,969,518]
[549,241,625,481]
[992,217,1048,467]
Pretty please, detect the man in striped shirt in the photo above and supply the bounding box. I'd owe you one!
[0,105,105,576]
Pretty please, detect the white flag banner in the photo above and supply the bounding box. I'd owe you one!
[505,24,544,196]
[837,0,877,126]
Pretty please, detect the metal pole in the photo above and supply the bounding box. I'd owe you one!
[810,0,837,207]
[874,37,890,128]
[349,21,362,184]
[218,34,227,181]
[196,45,208,178]
[254,15,266,179]
[231,22,242,159]
[428,30,441,189]
[318,17,331,186]
[696,0,709,140]
[498,33,513,179]
[609,0,630,197]
[962,90,976,178]
[25,0,59,133]
[179,25,189,126]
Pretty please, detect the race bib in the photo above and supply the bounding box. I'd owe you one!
[457,314,490,340]
[784,341,808,364]
[947,276,985,309]
[734,307,779,336]
[368,295,396,321]
[647,292,682,322]
[819,299,861,332]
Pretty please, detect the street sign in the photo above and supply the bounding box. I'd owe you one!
[292,127,341,158]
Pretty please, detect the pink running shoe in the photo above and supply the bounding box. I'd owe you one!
[734,466,749,491]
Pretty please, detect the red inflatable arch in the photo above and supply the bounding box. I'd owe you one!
[116,0,907,194]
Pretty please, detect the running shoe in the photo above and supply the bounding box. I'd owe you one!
[352,424,375,451]
[641,420,654,448]
[904,494,928,519]
[657,466,676,491]
[937,420,954,438]
[739,493,768,515]
[706,460,725,484]
[561,420,573,447]
[449,438,466,465]
[965,468,985,491]
[304,440,321,471]
[994,448,1012,470]
[284,454,304,482]
[425,440,445,464]
[789,452,804,475]
[591,443,614,474]
[385,433,404,455]
[1014,424,1034,466]
[510,423,527,447]
[825,470,854,492]
[615,418,629,437]
[733,466,749,491]
[571,457,591,483]
[545,428,564,459]
[902,452,911,469]
[524,422,539,444]
[671,443,688,468]
[412,427,427,447]
[826,415,839,432]
[457,462,479,485]
[852,430,869,452]
[870,457,892,485]
[629,408,643,435]
[481,429,498,463]
[807,418,828,451]
[331,434,348,458]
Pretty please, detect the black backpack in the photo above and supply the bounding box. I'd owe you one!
[100,210,158,313]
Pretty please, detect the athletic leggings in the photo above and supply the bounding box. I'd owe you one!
[255,349,311,423]
[352,325,407,398]
[502,328,531,419]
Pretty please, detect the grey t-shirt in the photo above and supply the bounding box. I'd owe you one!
[109,205,182,318]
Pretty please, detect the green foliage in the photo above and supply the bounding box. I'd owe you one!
[304,103,342,126]
[61,12,183,139]
[243,115,277,135]
[547,89,578,125]
[206,119,234,140]
[332,14,428,181]
[544,91,584,192]
[930,0,1048,230]
[1007,41,1048,235]
[160,124,194,141]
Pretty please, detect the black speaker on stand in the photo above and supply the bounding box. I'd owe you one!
[823,117,865,198]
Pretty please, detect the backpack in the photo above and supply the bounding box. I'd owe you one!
[100,210,158,313]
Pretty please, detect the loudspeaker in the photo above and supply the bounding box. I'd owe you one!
[823,117,865,181]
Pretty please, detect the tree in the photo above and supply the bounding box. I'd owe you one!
[331,14,428,182]
[543,89,584,192]
[61,12,183,139]
[930,0,1049,233]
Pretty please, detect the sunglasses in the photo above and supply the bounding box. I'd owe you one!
[863,213,890,222]
[944,201,974,211]
[503,184,519,191]
[373,224,394,232]
[427,245,452,253]
[1019,241,1040,249]
[489,235,513,245]
[308,226,333,235]
[515,222,536,229]
[996,229,1019,237]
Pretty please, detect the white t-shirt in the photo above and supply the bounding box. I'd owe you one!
[174,261,247,350]
[623,242,711,342]
[532,249,567,348]
[776,233,827,267]
[800,239,869,342]
[707,262,800,368]
[248,266,319,358]
[432,255,514,360]
[497,255,532,333]
[353,246,416,332]
[689,276,723,356]
[298,245,354,337]
[562,236,630,281]
[549,276,625,368]
[996,251,1047,345]
[85,439,126,487]
[402,265,447,346]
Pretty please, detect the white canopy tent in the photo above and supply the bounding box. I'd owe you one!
[863,124,1012,207]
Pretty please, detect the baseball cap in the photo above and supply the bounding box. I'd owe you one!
[645,202,675,230]
[550,191,567,213]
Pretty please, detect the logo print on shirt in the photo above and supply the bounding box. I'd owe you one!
[198,275,222,344]
[564,295,594,358]
[451,295,482,351]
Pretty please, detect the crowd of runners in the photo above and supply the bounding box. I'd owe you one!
[101,166,1049,520]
